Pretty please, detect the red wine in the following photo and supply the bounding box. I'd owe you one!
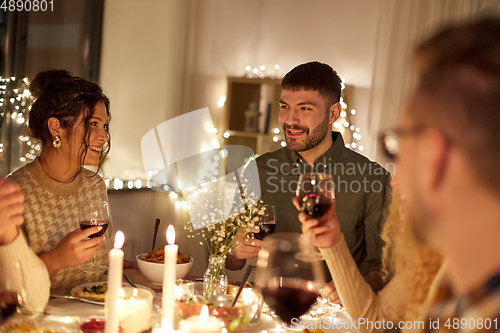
[0,291,19,324]
[262,285,318,324]
[254,223,276,240]
[299,193,332,218]
[80,221,109,238]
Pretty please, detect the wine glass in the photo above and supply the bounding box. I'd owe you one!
[296,173,335,260]
[0,260,27,323]
[255,233,325,326]
[79,200,110,274]
[253,204,277,240]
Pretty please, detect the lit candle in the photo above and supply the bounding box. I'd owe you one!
[116,287,153,333]
[162,225,178,323]
[179,305,221,333]
[153,319,181,333]
[105,231,125,333]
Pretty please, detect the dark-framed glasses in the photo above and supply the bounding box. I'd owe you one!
[379,126,427,159]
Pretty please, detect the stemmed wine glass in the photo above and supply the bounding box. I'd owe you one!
[253,204,277,240]
[0,261,27,323]
[79,200,110,274]
[256,233,325,326]
[296,173,335,260]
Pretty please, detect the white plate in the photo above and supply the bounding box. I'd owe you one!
[70,282,156,305]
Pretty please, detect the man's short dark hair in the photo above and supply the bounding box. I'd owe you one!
[281,61,342,108]
[413,17,500,195]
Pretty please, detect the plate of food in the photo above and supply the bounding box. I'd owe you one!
[136,249,194,283]
[70,282,156,305]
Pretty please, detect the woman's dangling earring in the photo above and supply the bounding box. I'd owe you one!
[53,135,61,148]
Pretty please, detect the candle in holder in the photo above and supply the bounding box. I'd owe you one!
[179,305,221,333]
[105,231,125,333]
[162,225,178,323]
[116,287,153,333]
[153,319,181,333]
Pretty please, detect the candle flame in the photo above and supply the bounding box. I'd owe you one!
[200,304,208,323]
[161,318,173,330]
[114,231,125,248]
[166,224,175,245]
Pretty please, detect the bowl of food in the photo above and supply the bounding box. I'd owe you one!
[136,249,193,284]
[174,282,263,332]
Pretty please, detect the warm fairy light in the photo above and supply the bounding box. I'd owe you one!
[260,65,266,71]
[252,68,259,75]
[167,225,175,245]
[274,64,280,70]
[212,128,218,134]
[273,127,280,134]
[223,131,230,139]
[351,109,357,115]
[272,136,279,142]
[245,66,251,72]
[114,231,125,249]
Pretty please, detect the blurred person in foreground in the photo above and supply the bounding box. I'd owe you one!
[0,179,50,311]
[299,17,500,332]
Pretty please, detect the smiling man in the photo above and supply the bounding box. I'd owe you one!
[227,62,391,293]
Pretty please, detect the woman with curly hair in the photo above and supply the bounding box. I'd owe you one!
[7,69,113,294]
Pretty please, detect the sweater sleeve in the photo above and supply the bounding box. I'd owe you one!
[320,235,409,333]
[0,229,50,312]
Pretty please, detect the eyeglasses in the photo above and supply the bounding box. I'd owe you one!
[379,126,427,159]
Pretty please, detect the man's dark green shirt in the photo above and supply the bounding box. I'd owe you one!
[256,132,391,275]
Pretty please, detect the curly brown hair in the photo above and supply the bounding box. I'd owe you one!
[381,186,442,322]
[28,69,111,175]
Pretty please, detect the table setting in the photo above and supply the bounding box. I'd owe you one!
[1,173,359,333]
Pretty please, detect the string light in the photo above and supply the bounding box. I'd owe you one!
[0,75,35,162]
[101,74,364,199]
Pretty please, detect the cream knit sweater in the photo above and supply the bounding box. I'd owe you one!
[7,158,113,294]
[320,235,444,333]
[0,230,50,311]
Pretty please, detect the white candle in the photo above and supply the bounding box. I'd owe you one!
[153,319,181,333]
[105,231,125,333]
[179,305,221,333]
[116,287,153,333]
[162,225,178,323]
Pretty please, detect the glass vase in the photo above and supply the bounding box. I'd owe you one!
[203,255,228,303]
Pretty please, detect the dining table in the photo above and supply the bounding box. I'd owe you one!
[4,270,358,333]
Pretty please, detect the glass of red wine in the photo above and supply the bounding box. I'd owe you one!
[253,204,277,240]
[79,200,110,274]
[256,233,325,327]
[0,261,25,324]
[296,173,335,261]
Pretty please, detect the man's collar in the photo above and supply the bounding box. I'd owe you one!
[289,131,345,165]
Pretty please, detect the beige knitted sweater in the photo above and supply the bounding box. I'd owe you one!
[7,158,113,294]
[0,230,50,311]
[320,235,444,333]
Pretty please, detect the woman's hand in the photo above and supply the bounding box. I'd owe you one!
[292,197,342,249]
[40,227,104,274]
[0,179,25,245]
